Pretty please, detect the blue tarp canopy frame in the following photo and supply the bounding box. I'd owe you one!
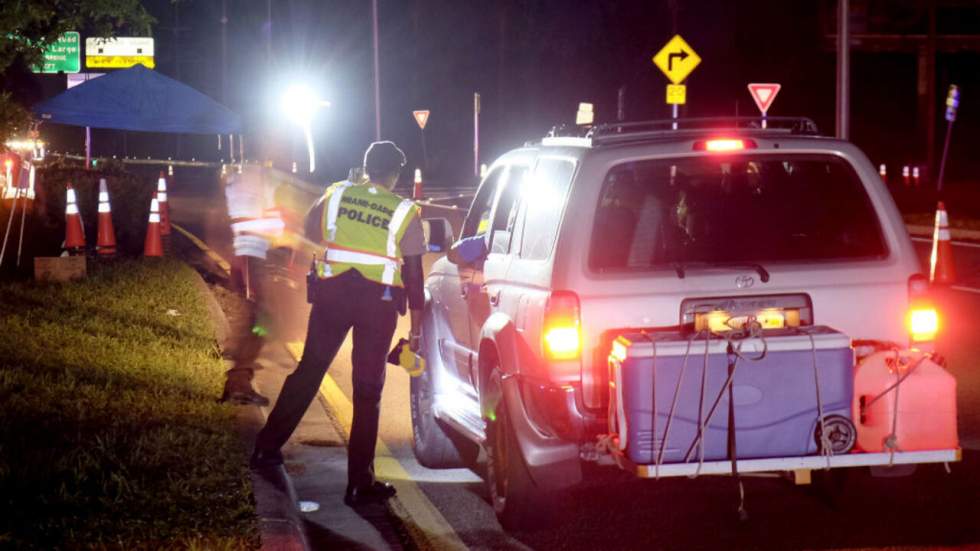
[32,65,242,134]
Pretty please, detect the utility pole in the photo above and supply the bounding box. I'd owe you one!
[267,0,272,64]
[372,0,381,141]
[221,0,227,103]
[835,0,850,140]
[474,93,480,178]
[174,1,182,157]
[925,2,937,183]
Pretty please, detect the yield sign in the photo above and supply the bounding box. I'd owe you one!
[747,83,781,114]
[413,110,430,130]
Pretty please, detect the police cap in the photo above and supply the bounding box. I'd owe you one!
[363,141,406,178]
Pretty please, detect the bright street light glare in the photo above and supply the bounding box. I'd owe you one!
[278,83,331,173]
[280,84,332,125]
[281,84,317,125]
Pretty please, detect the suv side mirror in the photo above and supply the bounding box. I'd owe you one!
[422,218,454,253]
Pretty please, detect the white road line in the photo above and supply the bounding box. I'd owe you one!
[951,285,980,295]
[910,236,980,250]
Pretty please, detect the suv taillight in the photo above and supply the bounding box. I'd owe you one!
[543,291,582,368]
[541,291,583,383]
[907,274,939,344]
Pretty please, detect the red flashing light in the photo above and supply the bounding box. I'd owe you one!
[693,138,757,152]
[907,274,939,344]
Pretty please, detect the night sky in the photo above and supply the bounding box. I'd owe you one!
[26,0,980,186]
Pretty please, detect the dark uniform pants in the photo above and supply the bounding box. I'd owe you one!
[254,270,398,488]
[225,255,266,391]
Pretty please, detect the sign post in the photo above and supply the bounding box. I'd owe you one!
[474,93,480,178]
[747,83,781,128]
[413,110,430,170]
[653,35,701,130]
[936,84,959,194]
[66,73,105,89]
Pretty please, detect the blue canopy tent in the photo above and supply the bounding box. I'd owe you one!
[32,64,242,163]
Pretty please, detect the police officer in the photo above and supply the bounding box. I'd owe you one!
[252,141,426,507]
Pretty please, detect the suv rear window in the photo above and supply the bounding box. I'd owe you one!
[589,154,887,272]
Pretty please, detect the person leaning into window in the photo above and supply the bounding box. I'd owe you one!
[251,141,426,507]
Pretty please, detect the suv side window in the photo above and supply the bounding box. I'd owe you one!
[461,167,504,239]
[488,165,528,254]
[518,158,575,260]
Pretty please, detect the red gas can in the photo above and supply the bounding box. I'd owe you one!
[853,350,957,452]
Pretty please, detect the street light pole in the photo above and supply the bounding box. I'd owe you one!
[372,0,381,141]
[836,0,850,140]
[221,0,227,103]
[303,124,315,173]
[281,85,330,174]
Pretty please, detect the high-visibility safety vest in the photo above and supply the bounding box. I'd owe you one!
[226,167,285,259]
[317,180,418,287]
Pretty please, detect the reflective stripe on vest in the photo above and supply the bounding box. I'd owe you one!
[383,199,416,285]
[325,180,354,242]
[233,234,269,259]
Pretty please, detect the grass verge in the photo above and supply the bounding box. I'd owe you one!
[0,258,258,550]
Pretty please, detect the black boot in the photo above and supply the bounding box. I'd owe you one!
[344,481,397,506]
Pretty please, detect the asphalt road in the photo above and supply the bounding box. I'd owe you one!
[171,175,980,551]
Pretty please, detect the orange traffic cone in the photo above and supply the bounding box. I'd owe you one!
[157,172,171,235]
[64,182,85,255]
[413,168,423,200]
[96,178,116,256]
[144,193,163,257]
[930,201,955,285]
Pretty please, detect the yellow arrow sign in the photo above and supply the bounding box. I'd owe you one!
[652,35,701,84]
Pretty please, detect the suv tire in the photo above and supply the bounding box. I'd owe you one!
[410,309,468,468]
[485,369,549,530]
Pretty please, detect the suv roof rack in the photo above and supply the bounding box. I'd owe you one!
[585,116,820,146]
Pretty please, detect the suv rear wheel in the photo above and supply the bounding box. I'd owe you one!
[484,368,550,530]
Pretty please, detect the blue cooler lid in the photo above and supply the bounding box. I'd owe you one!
[612,326,850,360]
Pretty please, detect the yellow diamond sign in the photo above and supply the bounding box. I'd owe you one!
[652,35,701,84]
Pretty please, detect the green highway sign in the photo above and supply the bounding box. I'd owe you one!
[32,32,81,74]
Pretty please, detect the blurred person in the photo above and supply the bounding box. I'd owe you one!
[252,141,426,507]
[220,162,284,406]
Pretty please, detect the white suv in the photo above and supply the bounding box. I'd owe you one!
[412,118,931,528]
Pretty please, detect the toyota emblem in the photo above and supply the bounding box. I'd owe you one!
[735,275,755,289]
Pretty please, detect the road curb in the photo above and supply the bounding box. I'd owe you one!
[178,233,310,551]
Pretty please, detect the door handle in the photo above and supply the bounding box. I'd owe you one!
[489,290,501,307]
